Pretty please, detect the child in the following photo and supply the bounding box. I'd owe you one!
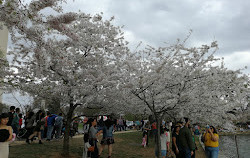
[142,131,147,147]
[156,127,169,158]
[165,128,171,152]
[18,114,23,129]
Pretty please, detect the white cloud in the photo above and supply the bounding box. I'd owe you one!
[216,51,250,74]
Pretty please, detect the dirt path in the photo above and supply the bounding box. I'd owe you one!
[195,136,206,158]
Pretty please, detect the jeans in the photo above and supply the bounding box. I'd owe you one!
[181,147,191,158]
[47,125,54,140]
[205,147,219,158]
[55,125,62,139]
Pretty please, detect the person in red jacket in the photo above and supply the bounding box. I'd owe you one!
[18,114,23,129]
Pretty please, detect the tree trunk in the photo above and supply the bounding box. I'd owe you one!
[62,105,75,156]
[155,115,162,158]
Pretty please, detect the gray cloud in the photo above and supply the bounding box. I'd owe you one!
[61,0,250,73]
[8,0,250,73]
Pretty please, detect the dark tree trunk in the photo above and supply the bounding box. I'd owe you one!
[62,104,75,156]
[154,115,162,158]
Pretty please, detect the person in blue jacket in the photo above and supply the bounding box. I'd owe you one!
[46,112,57,141]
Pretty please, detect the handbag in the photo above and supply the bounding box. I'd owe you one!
[88,146,95,152]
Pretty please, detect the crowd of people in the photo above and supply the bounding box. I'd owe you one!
[0,106,65,158]
[138,117,219,158]
[83,116,116,158]
[0,106,220,158]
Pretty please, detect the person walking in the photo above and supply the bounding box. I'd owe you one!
[0,113,13,158]
[179,117,195,158]
[54,113,63,139]
[203,126,219,158]
[26,120,45,144]
[98,117,115,158]
[88,118,102,158]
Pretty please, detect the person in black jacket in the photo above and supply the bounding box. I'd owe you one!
[179,117,195,158]
[7,106,15,126]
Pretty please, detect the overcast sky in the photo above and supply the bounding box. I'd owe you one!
[3,0,250,107]
[62,0,250,74]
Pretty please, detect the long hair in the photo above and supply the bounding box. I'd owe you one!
[105,119,113,129]
[27,111,34,119]
[36,110,43,121]
[173,125,180,133]
[88,118,96,126]
[210,126,217,134]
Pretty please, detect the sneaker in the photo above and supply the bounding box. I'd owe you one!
[39,140,43,144]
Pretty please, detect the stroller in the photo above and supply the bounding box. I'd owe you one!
[17,128,27,139]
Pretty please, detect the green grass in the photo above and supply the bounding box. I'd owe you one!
[9,131,156,158]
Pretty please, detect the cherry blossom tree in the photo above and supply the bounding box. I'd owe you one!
[120,36,249,157]
[1,0,129,155]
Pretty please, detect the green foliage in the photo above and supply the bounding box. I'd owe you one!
[124,113,146,121]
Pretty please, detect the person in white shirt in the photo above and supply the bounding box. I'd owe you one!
[157,127,170,158]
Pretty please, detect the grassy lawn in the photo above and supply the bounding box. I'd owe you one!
[9,131,155,158]
[9,131,206,158]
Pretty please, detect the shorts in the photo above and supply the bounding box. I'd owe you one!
[100,137,114,145]
[161,150,167,156]
[155,150,167,157]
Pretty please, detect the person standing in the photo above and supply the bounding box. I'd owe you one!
[0,113,13,158]
[172,124,182,158]
[88,118,102,158]
[40,113,46,139]
[11,108,20,134]
[43,112,49,139]
[189,126,197,158]
[54,113,63,139]
[98,118,115,158]
[118,118,124,131]
[141,119,144,131]
[25,111,35,143]
[18,113,23,129]
[179,117,195,158]
[143,121,151,146]
[151,121,157,141]
[7,106,15,126]
[123,119,127,131]
[204,126,219,158]
[155,127,169,158]
[46,112,57,141]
